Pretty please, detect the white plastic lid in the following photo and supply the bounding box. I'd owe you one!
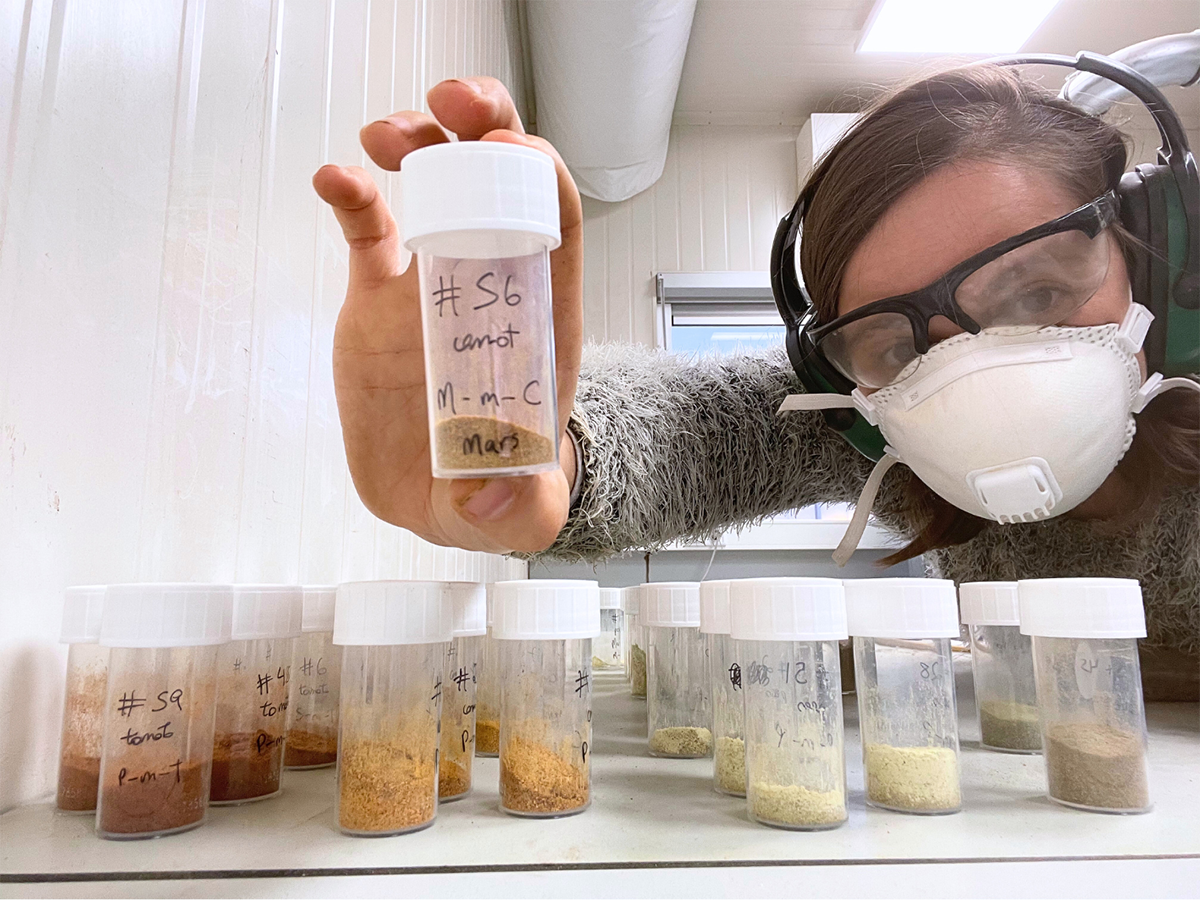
[100,584,233,648]
[230,585,304,641]
[401,141,561,257]
[699,581,733,635]
[486,583,495,628]
[60,585,106,644]
[640,582,701,628]
[844,578,960,639]
[333,581,453,646]
[599,588,624,611]
[959,582,1020,626]
[491,579,600,640]
[1018,578,1147,639]
[624,586,640,618]
[730,578,848,642]
[448,581,487,637]
[301,585,337,633]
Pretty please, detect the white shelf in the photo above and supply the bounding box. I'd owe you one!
[2,671,1198,896]
[664,520,901,552]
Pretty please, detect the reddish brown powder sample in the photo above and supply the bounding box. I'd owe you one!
[476,720,500,755]
[439,759,470,800]
[210,731,283,802]
[500,736,589,815]
[98,762,208,836]
[284,728,338,768]
[56,756,101,812]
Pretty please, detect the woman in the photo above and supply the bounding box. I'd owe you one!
[313,68,1198,698]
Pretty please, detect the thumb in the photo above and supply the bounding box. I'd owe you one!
[431,470,570,555]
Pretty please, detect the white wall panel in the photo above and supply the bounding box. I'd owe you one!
[580,125,798,345]
[0,0,528,811]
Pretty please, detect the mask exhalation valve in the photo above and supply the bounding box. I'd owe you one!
[966,457,1065,524]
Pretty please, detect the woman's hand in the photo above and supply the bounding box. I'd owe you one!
[312,77,583,554]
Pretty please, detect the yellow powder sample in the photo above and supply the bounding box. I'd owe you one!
[751,782,846,828]
[476,720,500,755]
[864,744,961,812]
[714,736,746,794]
[500,735,589,815]
[338,737,436,833]
[650,726,713,758]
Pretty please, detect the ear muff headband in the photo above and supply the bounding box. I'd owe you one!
[772,49,1198,461]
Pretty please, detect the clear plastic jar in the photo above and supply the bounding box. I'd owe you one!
[643,583,711,759]
[846,579,962,815]
[334,581,451,836]
[733,578,849,831]
[210,586,302,805]
[402,142,562,480]
[95,584,229,840]
[494,580,598,818]
[959,582,1040,754]
[440,582,486,802]
[56,586,108,814]
[475,585,501,758]
[1019,578,1151,814]
[285,586,341,769]
[627,589,646,699]
[700,581,743,795]
[595,588,625,669]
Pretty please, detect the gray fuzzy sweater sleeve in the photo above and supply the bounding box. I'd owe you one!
[545,342,877,557]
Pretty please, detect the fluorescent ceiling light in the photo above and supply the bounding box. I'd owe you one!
[858,0,1060,53]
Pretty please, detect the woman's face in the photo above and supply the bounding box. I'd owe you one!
[838,160,1139,387]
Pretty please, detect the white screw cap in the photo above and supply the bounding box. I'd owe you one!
[1018,578,1146,639]
[730,578,847,642]
[623,586,641,618]
[230,585,304,641]
[699,581,733,635]
[959,582,1020,626]
[100,584,233,649]
[599,588,624,611]
[60,585,106,644]
[334,581,453,646]
[640,582,701,628]
[491,580,600,640]
[301,586,337,633]
[844,578,960,639]
[401,141,561,257]
[448,581,487,637]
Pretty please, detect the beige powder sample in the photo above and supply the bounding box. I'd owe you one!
[650,726,713,757]
[714,736,746,794]
[751,782,846,828]
[864,744,961,812]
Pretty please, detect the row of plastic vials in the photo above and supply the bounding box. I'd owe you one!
[54,579,608,839]
[619,577,1152,828]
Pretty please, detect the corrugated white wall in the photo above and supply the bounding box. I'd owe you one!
[579,124,799,345]
[0,0,528,811]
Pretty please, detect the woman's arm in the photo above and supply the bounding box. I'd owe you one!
[532,342,879,561]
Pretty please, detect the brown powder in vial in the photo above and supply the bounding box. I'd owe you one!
[98,762,208,836]
[57,666,107,812]
[439,759,471,800]
[979,701,1042,752]
[56,756,101,812]
[435,416,555,472]
[476,720,500,755]
[210,731,283,802]
[284,728,338,768]
[1045,723,1150,811]
[338,737,436,833]
[500,736,589,815]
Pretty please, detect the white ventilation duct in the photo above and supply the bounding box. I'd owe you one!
[526,0,698,203]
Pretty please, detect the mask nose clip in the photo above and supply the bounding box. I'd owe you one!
[966,458,1064,524]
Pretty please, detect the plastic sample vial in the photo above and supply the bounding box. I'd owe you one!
[1019,578,1152,814]
[493,579,599,818]
[845,578,962,815]
[95,584,230,840]
[402,141,562,479]
[440,581,487,802]
[627,587,647,698]
[285,586,341,769]
[210,585,302,805]
[700,580,744,796]
[475,584,501,757]
[960,582,1040,754]
[334,581,452,836]
[55,585,109,814]
[594,588,625,669]
[642,582,711,758]
[733,578,849,830]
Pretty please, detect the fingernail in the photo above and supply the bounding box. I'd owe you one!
[461,480,515,521]
[368,116,412,135]
[449,77,483,94]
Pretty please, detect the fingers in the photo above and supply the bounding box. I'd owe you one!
[478,130,583,234]
[427,77,525,140]
[312,164,403,284]
[359,112,449,171]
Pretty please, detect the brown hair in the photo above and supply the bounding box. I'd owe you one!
[798,64,1200,565]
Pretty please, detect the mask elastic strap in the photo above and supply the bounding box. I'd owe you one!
[832,452,901,568]
[1133,373,1200,413]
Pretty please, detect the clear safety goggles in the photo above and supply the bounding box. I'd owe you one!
[811,191,1120,389]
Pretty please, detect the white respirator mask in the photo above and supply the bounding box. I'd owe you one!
[780,302,1200,565]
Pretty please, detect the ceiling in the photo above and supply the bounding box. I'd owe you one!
[673,0,1200,127]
